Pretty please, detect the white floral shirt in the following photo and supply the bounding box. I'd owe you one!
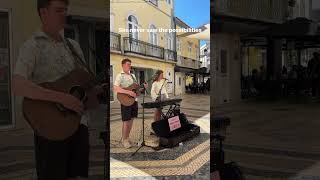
[13,30,89,126]
[114,71,138,101]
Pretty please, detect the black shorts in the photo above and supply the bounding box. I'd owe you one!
[34,124,89,180]
[121,101,138,121]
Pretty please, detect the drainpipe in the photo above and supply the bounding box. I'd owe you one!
[173,1,176,96]
[174,70,176,96]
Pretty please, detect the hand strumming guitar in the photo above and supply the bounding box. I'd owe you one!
[58,93,84,115]
[127,91,137,98]
[139,82,148,94]
[13,74,84,115]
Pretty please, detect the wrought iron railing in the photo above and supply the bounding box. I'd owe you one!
[124,37,165,59]
[177,55,200,69]
[213,0,288,23]
[110,32,121,51]
[164,49,177,62]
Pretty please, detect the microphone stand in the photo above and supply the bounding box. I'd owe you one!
[157,79,167,100]
[157,79,168,119]
[132,76,164,156]
[131,84,153,156]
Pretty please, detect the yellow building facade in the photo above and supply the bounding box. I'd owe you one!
[175,17,200,95]
[0,0,107,130]
[110,0,177,100]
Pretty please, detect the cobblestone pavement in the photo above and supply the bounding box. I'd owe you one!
[0,104,108,180]
[0,94,210,180]
[214,99,320,180]
[110,94,210,180]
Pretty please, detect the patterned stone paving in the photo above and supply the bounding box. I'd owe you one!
[0,95,210,179]
[110,94,210,179]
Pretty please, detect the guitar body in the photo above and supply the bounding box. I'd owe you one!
[22,68,99,141]
[117,83,140,106]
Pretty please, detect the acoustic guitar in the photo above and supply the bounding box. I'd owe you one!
[117,83,142,106]
[22,68,106,141]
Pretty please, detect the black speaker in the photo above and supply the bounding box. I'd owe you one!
[159,123,200,148]
[152,118,170,137]
[152,113,189,137]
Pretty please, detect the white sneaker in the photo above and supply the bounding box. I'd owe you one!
[122,139,132,149]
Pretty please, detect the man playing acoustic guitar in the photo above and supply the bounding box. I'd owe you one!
[12,0,104,179]
[114,58,148,148]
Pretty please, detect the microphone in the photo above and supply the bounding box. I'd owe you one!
[163,78,172,83]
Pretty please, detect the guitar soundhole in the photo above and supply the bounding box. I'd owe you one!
[69,86,87,102]
[55,86,86,113]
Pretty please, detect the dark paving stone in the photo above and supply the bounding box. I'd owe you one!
[110,162,210,180]
[110,133,209,161]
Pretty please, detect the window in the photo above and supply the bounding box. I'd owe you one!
[195,48,199,60]
[179,77,181,86]
[166,32,173,50]
[128,15,139,39]
[0,11,12,127]
[176,39,181,51]
[65,18,100,73]
[149,24,158,45]
[110,14,114,32]
[166,0,171,4]
[188,43,192,58]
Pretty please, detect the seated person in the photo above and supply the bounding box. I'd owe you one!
[151,70,169,122]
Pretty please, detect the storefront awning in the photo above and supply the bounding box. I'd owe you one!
[242,17,320,48]
[175,66,197,73]
[193,67,210,76]
[175,66,210,76]
[178,23,210,40]
[251,17,318,38]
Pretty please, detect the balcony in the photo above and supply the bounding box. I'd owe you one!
[164,49,177,62]
[213,0,288,23]
[123,37,177,62]
[177,55,201,69]
[110,32,121,51]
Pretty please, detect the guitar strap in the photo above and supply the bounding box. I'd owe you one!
[130,73,144,94]
[64,38,92,128]
[65,38,96,77]
[130,73,137,84]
